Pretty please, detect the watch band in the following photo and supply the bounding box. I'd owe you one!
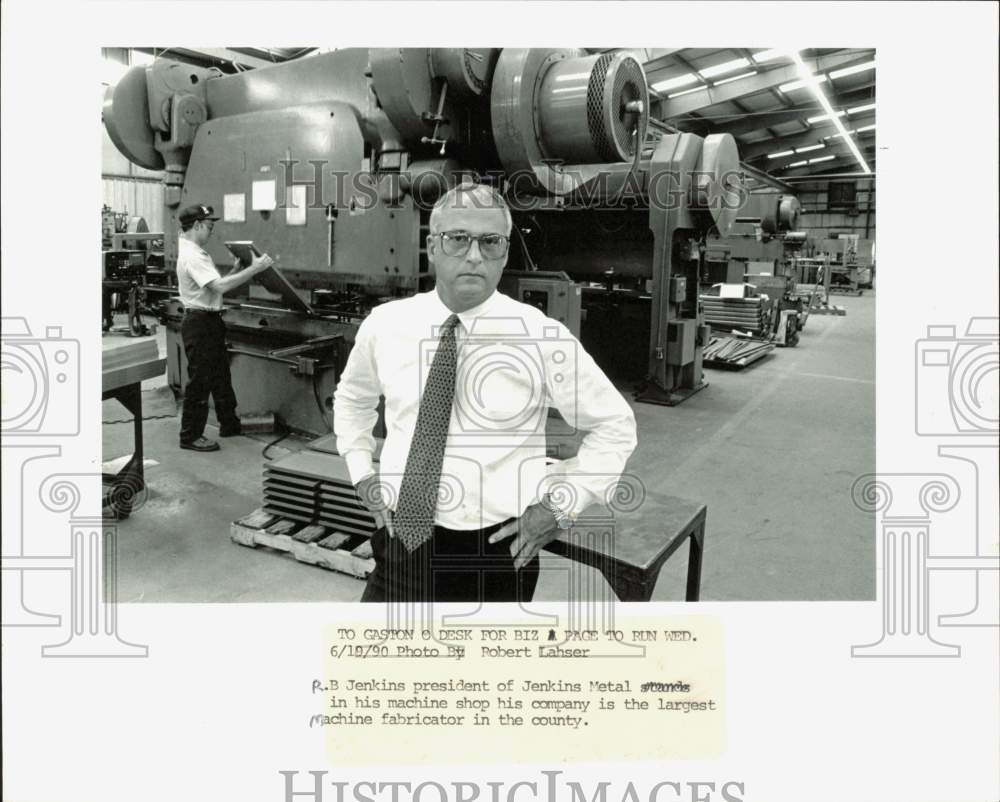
[542,492,575,530]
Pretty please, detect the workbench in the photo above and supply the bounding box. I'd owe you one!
[543,489,706,601]
[102,337,166,519]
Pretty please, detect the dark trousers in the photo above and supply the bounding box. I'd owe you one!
[179,310,239,443]
[361,520,540,603]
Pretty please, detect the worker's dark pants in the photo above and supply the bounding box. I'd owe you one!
[361,520,540,603]
[179,309,239,443]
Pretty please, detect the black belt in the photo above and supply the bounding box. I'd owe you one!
[184,307,223,315]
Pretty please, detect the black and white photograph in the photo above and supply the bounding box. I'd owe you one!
[3,4,998,802]
[99,45,877,603]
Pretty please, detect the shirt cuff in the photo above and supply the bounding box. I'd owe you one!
[343,450,375,486]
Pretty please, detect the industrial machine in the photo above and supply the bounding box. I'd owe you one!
[703,191,804,286]
[102,211,163,335]
[103,48,743,433]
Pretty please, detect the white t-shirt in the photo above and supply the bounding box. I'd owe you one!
[176,237,223,310]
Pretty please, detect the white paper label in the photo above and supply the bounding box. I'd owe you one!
[251,179,277,211]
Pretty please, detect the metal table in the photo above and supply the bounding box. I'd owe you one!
[102,344,166,519]
[543,490,706,601]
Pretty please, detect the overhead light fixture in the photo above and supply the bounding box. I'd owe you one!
[809,155,835,164]
[829,60,875,80]
[767,150,795,159]
[713,70,757,86]
[828,129,857,139]
[807,110,846,124]
[856,124,876,133]
[795,144,825,153]
[667,85,706,99]
[789,50,871,174]
[847,103,876,115]
[779,75,828,92]
[787,160,808,168]
[753,49,786,63]
[651,72,698,92]
[700,57,750,78]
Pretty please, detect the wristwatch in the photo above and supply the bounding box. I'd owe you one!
[541,492,576,530]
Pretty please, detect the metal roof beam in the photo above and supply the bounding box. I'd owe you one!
[773,145,877,176]
[766,138,875,172]
[739,162,797,194]
[740,113,876,160]
[705,82,876,137]
[655,51,874,119]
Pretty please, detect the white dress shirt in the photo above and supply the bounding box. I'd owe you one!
[333,289,637,531]
[176,238,223,311]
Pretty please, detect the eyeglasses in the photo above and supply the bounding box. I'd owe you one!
[437,230,509,259]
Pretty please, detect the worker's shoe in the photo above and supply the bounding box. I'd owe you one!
[180,437,220,452]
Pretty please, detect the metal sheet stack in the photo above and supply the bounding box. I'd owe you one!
[262,450,378,536]
[699,295,770,335]
[703,335,775,368]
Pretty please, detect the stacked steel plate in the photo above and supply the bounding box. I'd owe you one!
[699,295,771,335]
[262,449,377,536]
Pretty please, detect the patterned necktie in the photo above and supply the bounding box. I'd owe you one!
[395,313,460,552]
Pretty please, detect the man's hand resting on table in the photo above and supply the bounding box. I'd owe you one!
[489,503,561,570]
[355,473,396,538]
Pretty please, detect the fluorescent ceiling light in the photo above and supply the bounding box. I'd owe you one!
[780,75,828,92]
[651,72,698,92]
[787,160,808,168]
[753,49,786,63]
[807,111,846,124]
[667,85,706,99]
[847,103,876,115]
[795,144,825,153]
[713,71,757,86]
[809,155,835,164]
[700,57,750,78]
[827,129,857,139]
[789,50,871,174]
[829,60,875,79]
[856,124,876,132]
[767,150,795,159]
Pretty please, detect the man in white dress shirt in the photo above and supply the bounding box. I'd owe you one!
[333,183,637,602]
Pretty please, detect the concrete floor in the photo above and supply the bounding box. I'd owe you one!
[103,292,874,603]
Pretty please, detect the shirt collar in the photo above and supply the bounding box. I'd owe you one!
[178,236,208,257]
[430,289,503,331]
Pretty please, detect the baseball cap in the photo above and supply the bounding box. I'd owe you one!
[178,203,220,226]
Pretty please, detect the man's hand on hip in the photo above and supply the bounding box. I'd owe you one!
[488,503,560,570]
[355,473,396,538]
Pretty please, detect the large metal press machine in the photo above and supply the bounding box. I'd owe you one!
[103,48,742,435]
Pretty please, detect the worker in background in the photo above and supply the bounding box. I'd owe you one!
[176,203,274,452]
[334,183,637,602]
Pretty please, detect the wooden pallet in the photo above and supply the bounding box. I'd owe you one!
[230,508,375,579]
